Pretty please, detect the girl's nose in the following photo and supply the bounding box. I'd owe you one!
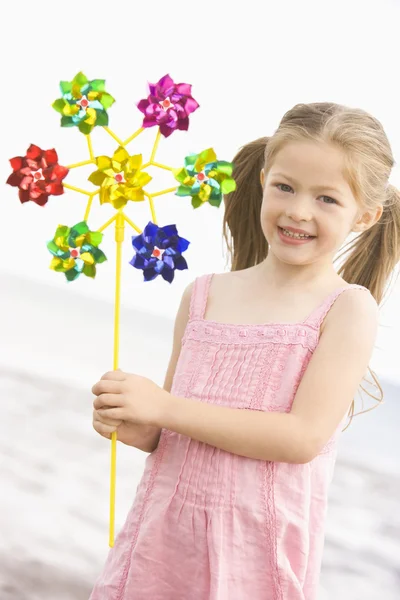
[285,198,313,222]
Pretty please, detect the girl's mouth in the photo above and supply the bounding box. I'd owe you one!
[277,226,316,245]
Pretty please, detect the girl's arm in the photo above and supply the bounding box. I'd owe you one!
[133,282,193,452]
[157,289,379,463]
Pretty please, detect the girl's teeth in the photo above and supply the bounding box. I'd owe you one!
[282,228,311,239]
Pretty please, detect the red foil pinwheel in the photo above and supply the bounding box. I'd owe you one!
[6,144,69,206]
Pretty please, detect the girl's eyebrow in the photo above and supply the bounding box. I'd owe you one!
[270,171,343,195]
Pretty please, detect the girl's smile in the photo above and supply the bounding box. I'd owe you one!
[277,225,317,245]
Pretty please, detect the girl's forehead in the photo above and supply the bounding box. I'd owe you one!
[270,141,351,193]
[273,141,345,173]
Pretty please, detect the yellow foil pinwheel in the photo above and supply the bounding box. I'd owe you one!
[88,147,152,209]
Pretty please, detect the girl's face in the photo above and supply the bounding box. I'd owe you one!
[260,141,369,268]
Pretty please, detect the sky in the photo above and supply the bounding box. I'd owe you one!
[1,0,400,381]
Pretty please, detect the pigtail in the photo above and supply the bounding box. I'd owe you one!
[223,137,269,271]
[337,184,400,304]
[337,184,400,427]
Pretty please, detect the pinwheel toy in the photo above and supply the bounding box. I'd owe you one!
[6,72,236,546]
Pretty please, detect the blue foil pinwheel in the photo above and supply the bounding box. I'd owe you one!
[130,222,189,283]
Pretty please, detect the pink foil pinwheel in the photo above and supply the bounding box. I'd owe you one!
[6,144,69,206]
[137,74,199,138]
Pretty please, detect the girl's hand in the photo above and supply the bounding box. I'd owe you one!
[92,369,168,427]
[92,409,122,439]
[92,409,161,452]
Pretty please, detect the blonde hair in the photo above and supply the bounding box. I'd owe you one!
[223,102,400,425]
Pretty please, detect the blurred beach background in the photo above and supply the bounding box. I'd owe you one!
[1,0,400,598]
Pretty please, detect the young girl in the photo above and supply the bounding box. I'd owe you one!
[90,102,400,600]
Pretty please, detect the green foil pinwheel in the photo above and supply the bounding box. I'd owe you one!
[173,148,236,208]
[88,147,152,209]
[47,221,107,281]
[52,72,115,135]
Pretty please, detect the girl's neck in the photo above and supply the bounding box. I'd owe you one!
[255,252,342,290]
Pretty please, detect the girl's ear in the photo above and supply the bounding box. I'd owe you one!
[353,204,383,232]
[260,169,265,187]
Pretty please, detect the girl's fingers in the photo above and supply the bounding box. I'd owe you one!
[92,380,124,397]
[93,409,122,427]
[97,407,124,421]
[93,419,117,439]
[93,393,124,410]
[101,369,126,381]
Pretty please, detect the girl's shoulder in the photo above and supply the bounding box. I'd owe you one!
[187,270,242,298]
[199,268,256,292]
[330,284,377,313]
[319,284,378,332]
[185,271,244,323]
[193,269,256,305]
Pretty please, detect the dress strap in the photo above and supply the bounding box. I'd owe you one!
[189,274,214,321]
[304,284,369,329]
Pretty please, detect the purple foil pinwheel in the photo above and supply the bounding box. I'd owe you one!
[137,74,199,138]
[130,221,190,283]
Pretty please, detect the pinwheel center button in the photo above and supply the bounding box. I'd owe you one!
[152,247,164,259]
[70,248,80,258]
[197,172,206,182]
[161,98,172,110]
[114,173,124,183]
[77,96,89,109]
[33,169,45,181]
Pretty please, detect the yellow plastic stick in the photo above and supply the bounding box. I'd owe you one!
[144,194,157,224]
[63,183,93,196]
[109,210,125,548]
[67,159,95,170]
[150,130,161,163]
[151,161,173,172]
[86,135,95,161]
[84,191,99,222]
[92,125,168,547]
[123,127,145,146]
[151,187,177,198]
[103,127,125,147]
[123,213,142,234]
[98,213,117,233]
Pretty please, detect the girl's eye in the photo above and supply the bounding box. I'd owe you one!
[320,196,337,205]
[276,183,293,193]
[275,183,338,205]
[275,183,337,204]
